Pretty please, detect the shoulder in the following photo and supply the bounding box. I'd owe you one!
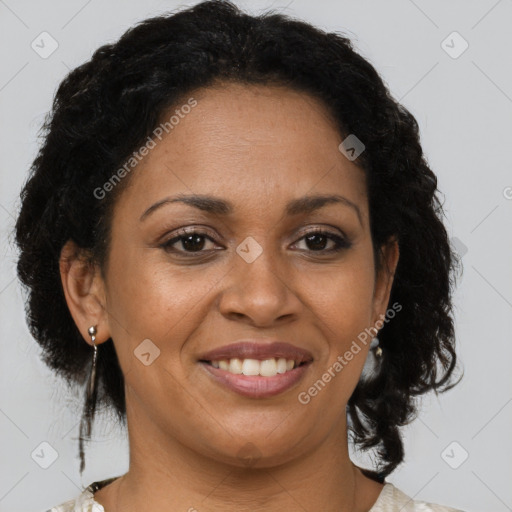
[370,483,465,512]
[46,476,120,512]
[46,488,104,512]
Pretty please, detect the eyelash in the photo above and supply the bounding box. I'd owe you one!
[160,227,352,257]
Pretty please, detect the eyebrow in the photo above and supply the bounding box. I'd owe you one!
[139,193,363,226]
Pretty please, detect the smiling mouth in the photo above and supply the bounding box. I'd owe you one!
[199,357,309,377]
[198,357,312,399]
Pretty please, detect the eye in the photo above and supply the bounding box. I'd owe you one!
[292,229,352,254]
[160,227,352,257]
[160,228,220,256]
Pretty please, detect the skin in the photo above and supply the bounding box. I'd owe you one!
[60,82,399,512]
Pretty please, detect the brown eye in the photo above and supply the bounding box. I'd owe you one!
[161,229,219,256]
[293,230,352,254]
[304,233,330,251]
[177,233,206,252]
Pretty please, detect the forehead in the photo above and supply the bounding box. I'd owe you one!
[116,83,368,221]
[165,82,344,165]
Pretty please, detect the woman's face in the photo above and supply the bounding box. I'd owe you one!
[87,83,398,467]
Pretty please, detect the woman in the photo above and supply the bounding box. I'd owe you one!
[15,1,464,510]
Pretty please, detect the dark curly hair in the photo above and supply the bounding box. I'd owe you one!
[14,0,462,480]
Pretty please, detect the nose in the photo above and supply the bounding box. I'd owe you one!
[218,246,301,327]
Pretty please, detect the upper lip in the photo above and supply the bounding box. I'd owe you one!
[198,340,314,363]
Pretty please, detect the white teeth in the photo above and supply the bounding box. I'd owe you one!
[229,358,243,374]
[208,357,299,376]
[276,357,288,374]
[242,358,260,375]
[260,358,277,377]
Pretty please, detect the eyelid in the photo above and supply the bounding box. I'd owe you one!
[293,224,347,239]
[160,225,220,243]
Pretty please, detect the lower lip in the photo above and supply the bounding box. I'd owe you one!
[199,361,312,398]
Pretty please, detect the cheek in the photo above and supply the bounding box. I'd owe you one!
[303,254,376,335]
[297,249,376,391]
[104,243,221,349]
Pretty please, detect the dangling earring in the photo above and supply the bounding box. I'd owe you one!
[374,338,383,358]
[359,336,383,383]
[78,325,99,476]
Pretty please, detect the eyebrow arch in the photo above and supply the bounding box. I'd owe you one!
[139,193,363,226]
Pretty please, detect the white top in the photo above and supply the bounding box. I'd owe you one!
[47,478,464,512]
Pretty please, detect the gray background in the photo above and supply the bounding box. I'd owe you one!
[1,1,511,511]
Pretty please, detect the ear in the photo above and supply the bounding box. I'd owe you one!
[59,240,110,346]
[372,236,399,324]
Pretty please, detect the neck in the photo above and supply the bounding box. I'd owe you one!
[96,392,382,512]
